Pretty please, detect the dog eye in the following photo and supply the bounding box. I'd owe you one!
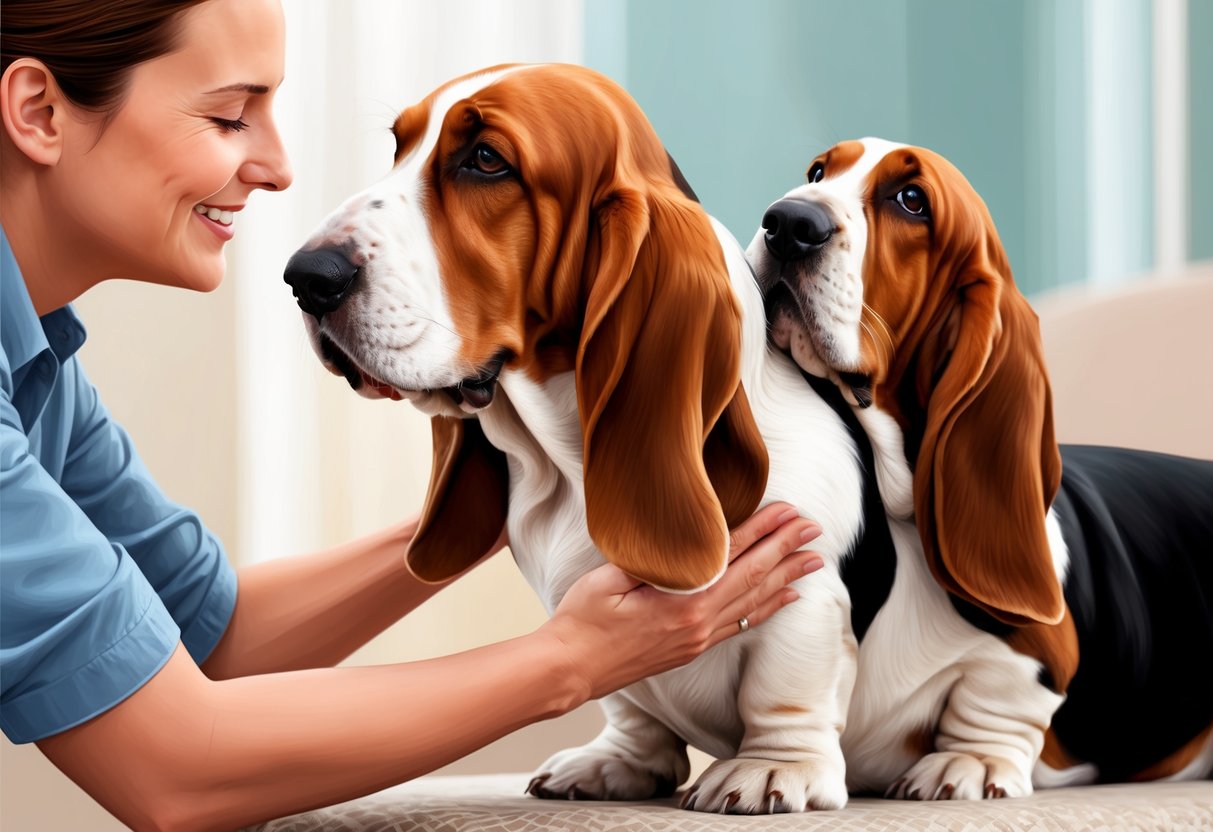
[808,162,825,184]
[467,144,510,175]
[895,186,929,217]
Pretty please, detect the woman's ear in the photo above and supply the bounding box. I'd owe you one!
[576,187,768,593]
[1,59,66,166]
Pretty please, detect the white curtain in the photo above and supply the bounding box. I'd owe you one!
[229,1,585,565]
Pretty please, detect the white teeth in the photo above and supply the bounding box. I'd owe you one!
[195,204,235,226]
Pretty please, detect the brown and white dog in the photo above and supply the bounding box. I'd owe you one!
[747,137,1213,797]
[283,64,900,813]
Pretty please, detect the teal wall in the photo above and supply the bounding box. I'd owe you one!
[585,0,1184,296]
[585,0,913,272]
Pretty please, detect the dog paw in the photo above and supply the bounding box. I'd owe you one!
[680,756,848,813]
[885,751,1031,801]
[527,743,689,802]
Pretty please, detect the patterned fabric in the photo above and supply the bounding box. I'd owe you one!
[251,774,1213,832]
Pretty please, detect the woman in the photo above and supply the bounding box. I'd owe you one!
[0,1,825,829]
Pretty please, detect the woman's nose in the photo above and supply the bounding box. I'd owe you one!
[241,121,293,192]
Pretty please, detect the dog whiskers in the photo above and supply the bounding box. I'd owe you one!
[861,304,895,354]
[409,309,462,340]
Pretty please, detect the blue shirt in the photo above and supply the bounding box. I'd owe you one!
[0,227,237,744]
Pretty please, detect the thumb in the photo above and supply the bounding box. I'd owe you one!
[585,562,648,597]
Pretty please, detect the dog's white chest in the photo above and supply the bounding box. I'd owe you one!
[477,359,873,757]
[478,372,600,608]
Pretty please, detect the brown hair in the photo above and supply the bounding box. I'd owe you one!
[1,0,210,116]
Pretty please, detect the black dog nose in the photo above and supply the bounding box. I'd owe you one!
[283,247,359,319]
[762,199,834,262]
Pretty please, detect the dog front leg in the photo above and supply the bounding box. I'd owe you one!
[527,693,690,801]
[887,652,1065,800]
[683,574,856,813]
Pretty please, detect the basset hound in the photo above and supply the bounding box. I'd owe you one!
[283,63,898,813]
[747,137,1213,798]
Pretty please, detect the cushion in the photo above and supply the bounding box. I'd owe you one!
[251,773,1213,831]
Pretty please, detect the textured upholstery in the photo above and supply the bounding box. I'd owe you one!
[251,774,1213,831]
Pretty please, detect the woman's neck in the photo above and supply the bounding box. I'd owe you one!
[1,170,109,316]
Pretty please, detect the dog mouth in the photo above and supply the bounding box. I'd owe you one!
[445,351,509,409]
[317,334,508,409]
[764,281,872,408]
[765,280,828,357]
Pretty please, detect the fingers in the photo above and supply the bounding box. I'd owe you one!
[707,510,824,642]
[715,549,823,628]
[707,586,800,649]
[718,515,821,598]
[726,502,801,563]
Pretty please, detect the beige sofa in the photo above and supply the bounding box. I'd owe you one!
[250,268,1213,830]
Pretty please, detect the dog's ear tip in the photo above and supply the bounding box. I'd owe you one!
[404,539,453,584]
[590,513,729,593]
[990,603,1065,628]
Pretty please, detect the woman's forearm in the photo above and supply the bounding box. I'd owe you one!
[39,505,817,831]
[204,633,584,828]
[203,517,498,679]
[42,639,586,832]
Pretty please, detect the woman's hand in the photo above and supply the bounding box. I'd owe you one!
[540,502,824,702]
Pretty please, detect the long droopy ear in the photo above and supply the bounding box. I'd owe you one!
[406,415,509,583]
[914,240,1064,626]
[577,188,769,592]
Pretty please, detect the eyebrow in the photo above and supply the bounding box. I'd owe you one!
[204,83,271,95]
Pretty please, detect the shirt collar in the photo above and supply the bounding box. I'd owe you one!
[1,225,88,373]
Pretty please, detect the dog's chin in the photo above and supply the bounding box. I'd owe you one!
[766,286,837,380]
[314,333,506,414]
[766,292,873,409]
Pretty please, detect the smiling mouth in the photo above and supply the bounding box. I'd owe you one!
[317,334,508,409]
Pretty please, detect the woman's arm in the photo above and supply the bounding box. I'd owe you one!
[201,516,503,679]
[44,639,583,832]
[38,506,822,832]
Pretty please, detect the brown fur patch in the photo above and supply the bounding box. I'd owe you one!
[391,99,431,163]
[1040,727,1081,770]
[809,139,866,180]
[1007,605,1080,693]
[903,724,936,758]
[1130,722,1213,781]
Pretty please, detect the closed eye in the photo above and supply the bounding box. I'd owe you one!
[211,116,249,133]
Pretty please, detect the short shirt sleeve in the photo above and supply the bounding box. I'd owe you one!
[1,357,237,744]
[56,358,237,663]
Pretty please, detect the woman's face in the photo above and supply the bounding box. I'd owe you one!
[53,0,292,292]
